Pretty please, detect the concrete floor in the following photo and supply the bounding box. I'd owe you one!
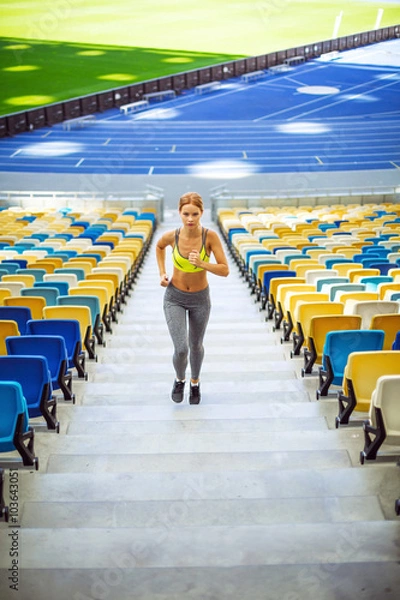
[1,211,400,599]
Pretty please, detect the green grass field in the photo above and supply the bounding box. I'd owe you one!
[0,0,399,116]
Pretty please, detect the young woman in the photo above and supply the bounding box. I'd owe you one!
[156,192,229,404]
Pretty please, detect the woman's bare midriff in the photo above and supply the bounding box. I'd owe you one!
[171,268,208,292]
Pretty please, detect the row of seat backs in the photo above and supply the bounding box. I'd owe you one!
[306,310,400,355]
[0,304,91,339]
[273,278,400,308]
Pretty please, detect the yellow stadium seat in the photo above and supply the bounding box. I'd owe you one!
[337,351,400,426]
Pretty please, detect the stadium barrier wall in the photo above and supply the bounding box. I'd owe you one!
[0,25,399,137]
[0,186,165,221]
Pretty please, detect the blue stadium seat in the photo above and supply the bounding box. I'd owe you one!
[6,335,75,402]
[0,263,19,274]
[262,270,296,314]
[26,318,87,379]
[0,356,59,431]
[315,276,349,292]
[54,267,86,281]
[0,306,32,334]
[368,262,399,275]
[17,268,47,282]
[0,381,38,469]
[317,329,385,398]
[21,286,60,306]
[358,275,393,291]
[2,258,28,268]
[34,280,69,296]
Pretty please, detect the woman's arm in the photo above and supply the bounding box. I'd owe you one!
[188,230,229,277]
[156,231,174,286]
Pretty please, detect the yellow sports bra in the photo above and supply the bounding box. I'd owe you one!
[172,227,210,273]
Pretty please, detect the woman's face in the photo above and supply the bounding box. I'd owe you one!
[179,203,203,229]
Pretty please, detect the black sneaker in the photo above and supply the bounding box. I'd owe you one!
[189,383,201,405]
[171,380,185,403]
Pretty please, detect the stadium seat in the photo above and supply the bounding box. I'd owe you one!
[336,351,400,427]
[57,294,104,346]
[54,267,86,281]
[292,301,343,357]
[283,291,328,344]
[369,262,399,275]
[294,262,322,278]
[0,320,20,354]
[4,295,45,319]
[317,329,385,398]
[314,276,348,292]
[19,268,47,282]
[320,282,365,302]
[26,318,87,380]
[273,282,312,332]
[63,260,93,276]
[252,261,284,297]
[324,258,354,270]
[0,355,59,431]
[0,288,12,305]
[44,272,78,288]
[284,253,309,266]
[335,291,378,306]
[21,286,59,306]
[302,314,362,376]
[76,281,113,333]
[379,283,400,300]
[0,281,25,296]
[261,270,296,314]
[86,272,121,315]
[369,314,400,349]
[359,275,393,291]
[0,306,32,334]
[93,265,127,300]
[0,263,20,274]
[34,280,69,296]
[2,273,36,288]
[44,305,96,360]
[345,300,400,327]
[0,381,38,469]
[32,260,56,273]
[305,269,338,286]
[360,375,400,463]
[6,335,75,402]
[349,268,380,282]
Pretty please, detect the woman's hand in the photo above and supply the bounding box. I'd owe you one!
[160,274,169,287]
[188,250,202,268]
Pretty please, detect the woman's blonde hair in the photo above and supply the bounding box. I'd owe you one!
[179,192,204,212]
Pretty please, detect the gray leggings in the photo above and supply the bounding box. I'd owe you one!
[163,284,211,380]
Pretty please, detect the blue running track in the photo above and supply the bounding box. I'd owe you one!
[0,40,400,177]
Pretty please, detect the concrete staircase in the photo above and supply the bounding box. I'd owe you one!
[1,212,400,600]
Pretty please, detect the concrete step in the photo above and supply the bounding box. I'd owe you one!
[1,521,399,569]
[21,494,384,529]
[46,448,351,474]
[31,428,365,458]
[66,416,329,436]
[55,401,339,422]
[1,563,399,600]
[11,465,400,504]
